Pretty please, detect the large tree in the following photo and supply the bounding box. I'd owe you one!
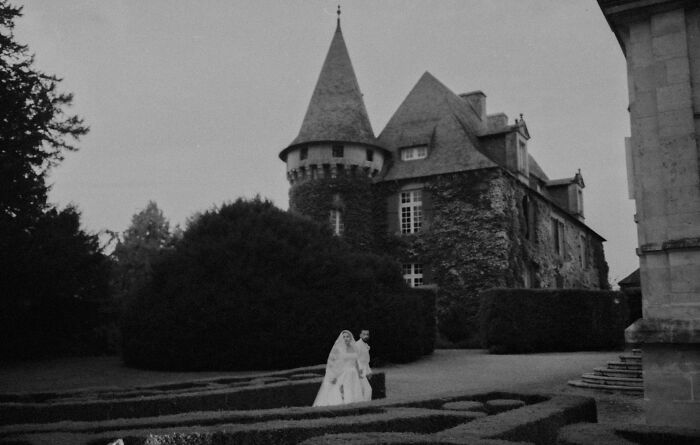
[0,1,88,224]
[0,2,111,358]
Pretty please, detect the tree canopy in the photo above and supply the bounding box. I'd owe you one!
[0,0,88,224]
[0,1,112,358]
[111,201,176,302]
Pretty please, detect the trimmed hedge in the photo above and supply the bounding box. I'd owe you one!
[2,391,594,445]
[557,422,700,445]
[0,371,385,426]
[121,198,435,371]
[479,288,629,353]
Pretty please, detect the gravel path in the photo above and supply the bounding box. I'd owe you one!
[0,349,644,424]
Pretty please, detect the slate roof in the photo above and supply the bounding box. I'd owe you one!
[378,72,497,181]
[528,155,549,182]
[280,22,379,160]
[618,268,640,287]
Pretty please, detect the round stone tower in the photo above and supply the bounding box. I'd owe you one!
[279,17,387,249]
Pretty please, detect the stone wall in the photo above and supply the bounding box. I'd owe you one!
[289,174,378,251]
[623,6,700,320]
[599,0,700,428]
[376,168,608,344]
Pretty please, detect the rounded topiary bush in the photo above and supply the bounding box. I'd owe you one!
[121,198,434,370]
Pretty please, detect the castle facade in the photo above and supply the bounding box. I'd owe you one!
[279,19,609,342]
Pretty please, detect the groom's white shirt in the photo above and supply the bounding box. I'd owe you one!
[356,339,371,376]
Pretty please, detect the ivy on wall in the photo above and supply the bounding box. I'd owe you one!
[290,167,609,345]
[289,175,378,251]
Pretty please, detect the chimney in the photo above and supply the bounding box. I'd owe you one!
[459,91,487,123]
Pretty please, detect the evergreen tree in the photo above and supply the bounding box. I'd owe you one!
[111,201,175,301]
[0,2,110,358]
[0,1,88,224]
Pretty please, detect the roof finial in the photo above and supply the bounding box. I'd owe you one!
[337,4,341,26]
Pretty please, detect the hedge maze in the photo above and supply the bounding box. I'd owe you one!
[0,368,596,445]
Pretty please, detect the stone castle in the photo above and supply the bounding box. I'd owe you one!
[279,17,609,342]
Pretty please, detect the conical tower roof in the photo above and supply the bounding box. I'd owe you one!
[280,21,379,160]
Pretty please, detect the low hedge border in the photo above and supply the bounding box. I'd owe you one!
[300,432,532,445]
[0,365,327,404]
[2,392,595,445]
[0,372,384,426]
[557,422,700,445]
[19,407,480,445]
[435,393,596,445]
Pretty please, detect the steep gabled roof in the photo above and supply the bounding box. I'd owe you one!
[378,72,497,181]
[280,22,378,160]
[528,154,549,182]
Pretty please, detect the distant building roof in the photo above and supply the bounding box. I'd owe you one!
[378,72,497,181]
[547,170,585,188]
[618,268,640,287]
[280,22,379,160]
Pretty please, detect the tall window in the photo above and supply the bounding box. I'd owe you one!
[402,263,423,287]
[366,149,374,162]
[300,146,308,160]
[579,234,587,268]
[400,190,422,234]
[401,145,428,161]
[521,196,530,240]
[517,140,527,173]
[577,188,584,215]
[330,209,343,236]
[332,144,344,158]
[551,217,565,255]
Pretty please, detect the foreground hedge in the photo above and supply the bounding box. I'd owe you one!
[4,391,594,445]
[479,288,629,353]
[121,199,435,370]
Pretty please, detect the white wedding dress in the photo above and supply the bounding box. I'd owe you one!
[313,331,367,406]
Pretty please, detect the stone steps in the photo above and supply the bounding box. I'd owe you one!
[581,373,643,388]
[619,354,642,364]
[593,367,642,379]
[567,379,643,394]
[607,361,641,371]
[568,350,644,393]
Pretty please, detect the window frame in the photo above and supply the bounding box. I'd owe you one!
[329,209,343,236]
[402,263,423,287]
[400,145,428,161]
[551,216,565,256]
[400,189,423,234]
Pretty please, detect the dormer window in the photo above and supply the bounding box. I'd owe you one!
[517,140,528,174]
[300,146,308,160]
[577,188,584,216]
[401,145,427,161]
[332,144,344,158]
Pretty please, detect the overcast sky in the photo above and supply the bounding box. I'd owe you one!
[15,0,637,284]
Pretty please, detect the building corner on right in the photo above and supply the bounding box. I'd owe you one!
[597,0,700,428]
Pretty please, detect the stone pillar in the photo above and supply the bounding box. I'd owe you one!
[598,0,700,428]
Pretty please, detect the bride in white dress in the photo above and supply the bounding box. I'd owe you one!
[313,330,368,406]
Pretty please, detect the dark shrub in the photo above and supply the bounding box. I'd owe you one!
[479,288,629,353]
[121,198,435,370]
[0,206,113,358]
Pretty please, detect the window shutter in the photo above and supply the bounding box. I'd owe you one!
[386,193,399,234]
[421,189,433,230]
